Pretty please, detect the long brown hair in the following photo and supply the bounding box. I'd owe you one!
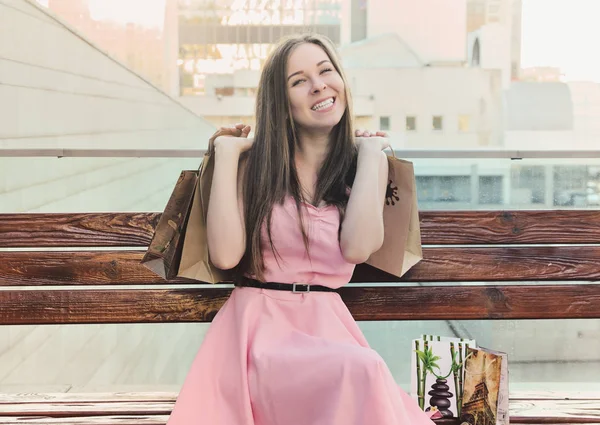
[238,33,357,281]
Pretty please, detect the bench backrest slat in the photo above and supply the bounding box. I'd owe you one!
[2,284,599,325]
[1,211,598,325]
[2,211,600,247]
[2,247,600,286]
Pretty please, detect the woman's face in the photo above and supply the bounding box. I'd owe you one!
[286,43,346,134]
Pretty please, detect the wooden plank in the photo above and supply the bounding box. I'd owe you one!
[0,251,190,286]
[2,246,599,286]
[419,210,600,245]
[509,391,600,401]
[0,416,168,424]
[0,393,176,404]
[0,417,595,425]
[2,211,600,248]
[510,399,600,423]
[0,213,159,248]
[1,391,596,405]
[1,400,598,421]
[1,284,599,325]
[0,401,171,416]
[1,391,597,404]
[0,398,599,423]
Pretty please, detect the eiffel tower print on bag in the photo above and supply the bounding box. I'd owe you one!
[460,346,509,425]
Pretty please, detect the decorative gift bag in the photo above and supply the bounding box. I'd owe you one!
[411,335,477,422]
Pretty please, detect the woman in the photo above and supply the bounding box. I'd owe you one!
[167,33,433,425]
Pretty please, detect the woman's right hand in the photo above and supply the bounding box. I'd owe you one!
[209,123,253,154]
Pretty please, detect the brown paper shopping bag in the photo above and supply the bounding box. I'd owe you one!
[177,152,232,283]
[141,170,198,280]
[175,148,422,283]
[363,152,423,278]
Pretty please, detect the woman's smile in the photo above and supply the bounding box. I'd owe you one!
[311,97,336,112]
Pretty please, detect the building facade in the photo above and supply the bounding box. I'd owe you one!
[178,0,342,96]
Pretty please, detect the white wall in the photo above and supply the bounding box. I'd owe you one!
[468,23,512,89]
[569,82,600,136]
[0,0,215,212]
[367,0,467,64]
[340,34,423,68]
[344,66,504,149]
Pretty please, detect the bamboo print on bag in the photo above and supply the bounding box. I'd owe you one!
[423,339,430,414]
[415,340,423,409]
[411,335,476,420]
[451,342,461,417]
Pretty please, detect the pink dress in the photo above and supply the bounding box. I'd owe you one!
[167,197,434,425]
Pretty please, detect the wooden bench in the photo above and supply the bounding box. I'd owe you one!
[1,210,599,424]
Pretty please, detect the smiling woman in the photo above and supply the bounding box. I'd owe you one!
[164,33,430,425]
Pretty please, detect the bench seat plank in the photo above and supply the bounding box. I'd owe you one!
[510,399,600,423]
[0,393,176,404]
[0,415,169,424]
[0,401,171,416]
[1,393,599,424]
[3,391,594,404]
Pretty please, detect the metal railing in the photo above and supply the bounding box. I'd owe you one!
[1,148,600,159]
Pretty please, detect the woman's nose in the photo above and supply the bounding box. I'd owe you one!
[312,81,327,93]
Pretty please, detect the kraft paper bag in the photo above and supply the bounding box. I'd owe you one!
[141,170,198,280]
[363,152,423,277]
[177,149,422,283]
[177,152,231,283]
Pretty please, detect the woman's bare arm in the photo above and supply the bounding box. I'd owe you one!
[340,134,389,264]
[206,125,252,269]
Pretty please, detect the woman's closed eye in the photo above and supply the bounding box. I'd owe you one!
[291,78,306,87]
[291,68,334,87]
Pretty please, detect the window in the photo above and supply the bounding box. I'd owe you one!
[215,87,234,96]
[406,116,417,131]
[458,115,471,132]
[379,116,390,131]
[416,176,471,203]
[472,38,480,67]
[511,165,545,204]
[432,115,443,131]
[479,176,503,204]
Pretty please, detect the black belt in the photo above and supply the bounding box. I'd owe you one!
[235,277,338,293]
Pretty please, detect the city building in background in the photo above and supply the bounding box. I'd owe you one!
[467,0,522,81]
[520,66,564,82]
[42,0,179,96]
[176,0,344,127]
[177,0,342,93]
[30,0,600,210]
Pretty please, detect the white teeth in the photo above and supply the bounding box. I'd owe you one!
[312,98,334,111]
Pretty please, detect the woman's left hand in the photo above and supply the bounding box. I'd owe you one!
[355,129,390,152]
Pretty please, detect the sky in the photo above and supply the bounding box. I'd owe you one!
[521,0,600,82]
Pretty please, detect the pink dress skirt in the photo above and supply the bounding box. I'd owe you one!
[167,198,434,425]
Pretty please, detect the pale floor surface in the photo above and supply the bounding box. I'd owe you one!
[1,321,599,393]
